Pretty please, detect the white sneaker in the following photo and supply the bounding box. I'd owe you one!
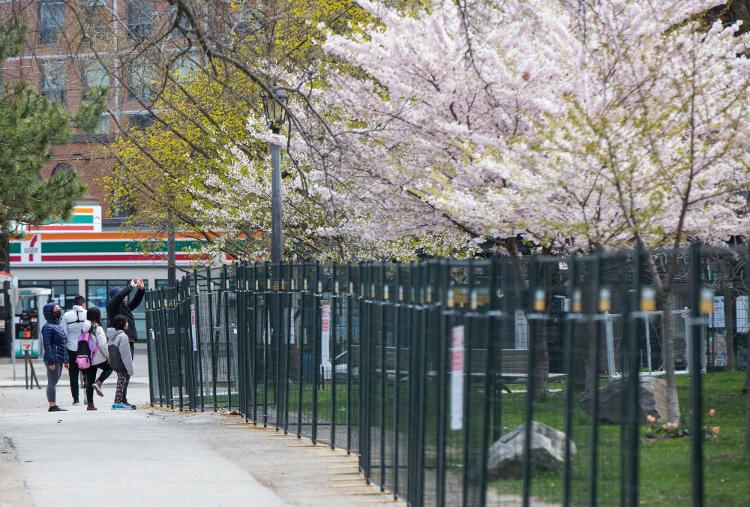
[93,382,103,397]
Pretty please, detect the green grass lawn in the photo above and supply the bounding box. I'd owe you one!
[490,371,749,506]
[159,368,748,505]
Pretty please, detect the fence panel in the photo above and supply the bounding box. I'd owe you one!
[144,249,739,507]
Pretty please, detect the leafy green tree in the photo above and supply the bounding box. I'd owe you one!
[0,20,103,271]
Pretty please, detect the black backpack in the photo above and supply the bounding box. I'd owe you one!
[108,340,125,371]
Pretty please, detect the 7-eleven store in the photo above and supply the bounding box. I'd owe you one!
[9,205,205,340]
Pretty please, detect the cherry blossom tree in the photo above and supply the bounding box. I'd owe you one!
[509,1,750,419]
[302,0,750,406]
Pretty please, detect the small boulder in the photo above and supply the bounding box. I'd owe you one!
[487,421,575,479]
[581,377,670,424]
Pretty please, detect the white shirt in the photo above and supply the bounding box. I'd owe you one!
[82,320,109,365]
[62,305,86,351]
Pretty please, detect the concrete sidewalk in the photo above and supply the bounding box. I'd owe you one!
[0,349,403,506]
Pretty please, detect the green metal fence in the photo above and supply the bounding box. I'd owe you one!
[145,243,750,506]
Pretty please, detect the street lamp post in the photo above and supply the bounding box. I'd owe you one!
[262,86,288,264]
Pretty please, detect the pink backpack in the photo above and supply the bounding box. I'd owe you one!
[75,331,98,370]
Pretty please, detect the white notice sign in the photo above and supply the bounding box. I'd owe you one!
[321,303,331,379]
[451,325,465,430]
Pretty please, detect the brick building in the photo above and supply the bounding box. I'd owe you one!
[0,0,202,356]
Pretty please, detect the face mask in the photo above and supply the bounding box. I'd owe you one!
[53,310,62,319]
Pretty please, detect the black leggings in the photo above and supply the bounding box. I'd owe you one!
[84,362,113,402]
[95,361,113,384]
[68,350,80,402]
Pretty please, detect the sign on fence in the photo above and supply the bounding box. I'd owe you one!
[321,303,332,379]
[451,325,465,430]
[190,304,197,352]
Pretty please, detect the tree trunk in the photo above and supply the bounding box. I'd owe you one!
[504,238,550,400]
[659,291,681,423]
[533,319,550,400]
[724,288,736,371]
[167,215,176,287]
[532,261,552,400]
[0,234,10,274]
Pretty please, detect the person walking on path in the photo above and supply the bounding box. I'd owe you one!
[80,307,109,411]
[41,303,69,412]
[107,279,145,359]
[86,307,113,397]
[62,295,87,405]
[107,315,134,410]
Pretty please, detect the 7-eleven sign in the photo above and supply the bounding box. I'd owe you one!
[22,234,42,264]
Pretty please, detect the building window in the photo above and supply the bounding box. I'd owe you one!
[83,59,108,101]
[18,280,80,311]
[127,0,155,39]
[95,113,110,134]
[86,280,148,339]
[127,60,155,102]
[39,61,67,104]
[80,1,108,41]
[39,1,64,45]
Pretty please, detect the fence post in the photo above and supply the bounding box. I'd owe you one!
[207,269,217,411]
[311,261,321,444]
[145,291,156,407]
[249,263,259,425]
[522,255,539,507]
[393,262,402,499]
[331,263,338,448]
[491,256,503,443]
[462,259,476,507]
[346,263,354,454]
[620,246,642,506]
[223,264,232,410]
[282,264,292,434]
[379,261,387,490]
[589,251,603,506]
[183,281,197,411]
[273,262,283,429]
[155,289,166,407]
[296,261,306,437]
[361,262,372,481]
[194,270,205,412]
[160,288,174,409]
[479,257,499,507]
[436,260,448,507]
[237,264,246,417]
[562,254,578,506]
[417,305,428,507]
[690,242,704,506]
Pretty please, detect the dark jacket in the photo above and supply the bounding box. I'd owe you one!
[41,303,68,364]
[107,285,144,343]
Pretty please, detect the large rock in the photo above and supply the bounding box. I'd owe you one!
[581,377,670,424]
[487,421,575,479]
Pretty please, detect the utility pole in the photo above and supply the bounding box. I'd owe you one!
[167,212,176,286]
